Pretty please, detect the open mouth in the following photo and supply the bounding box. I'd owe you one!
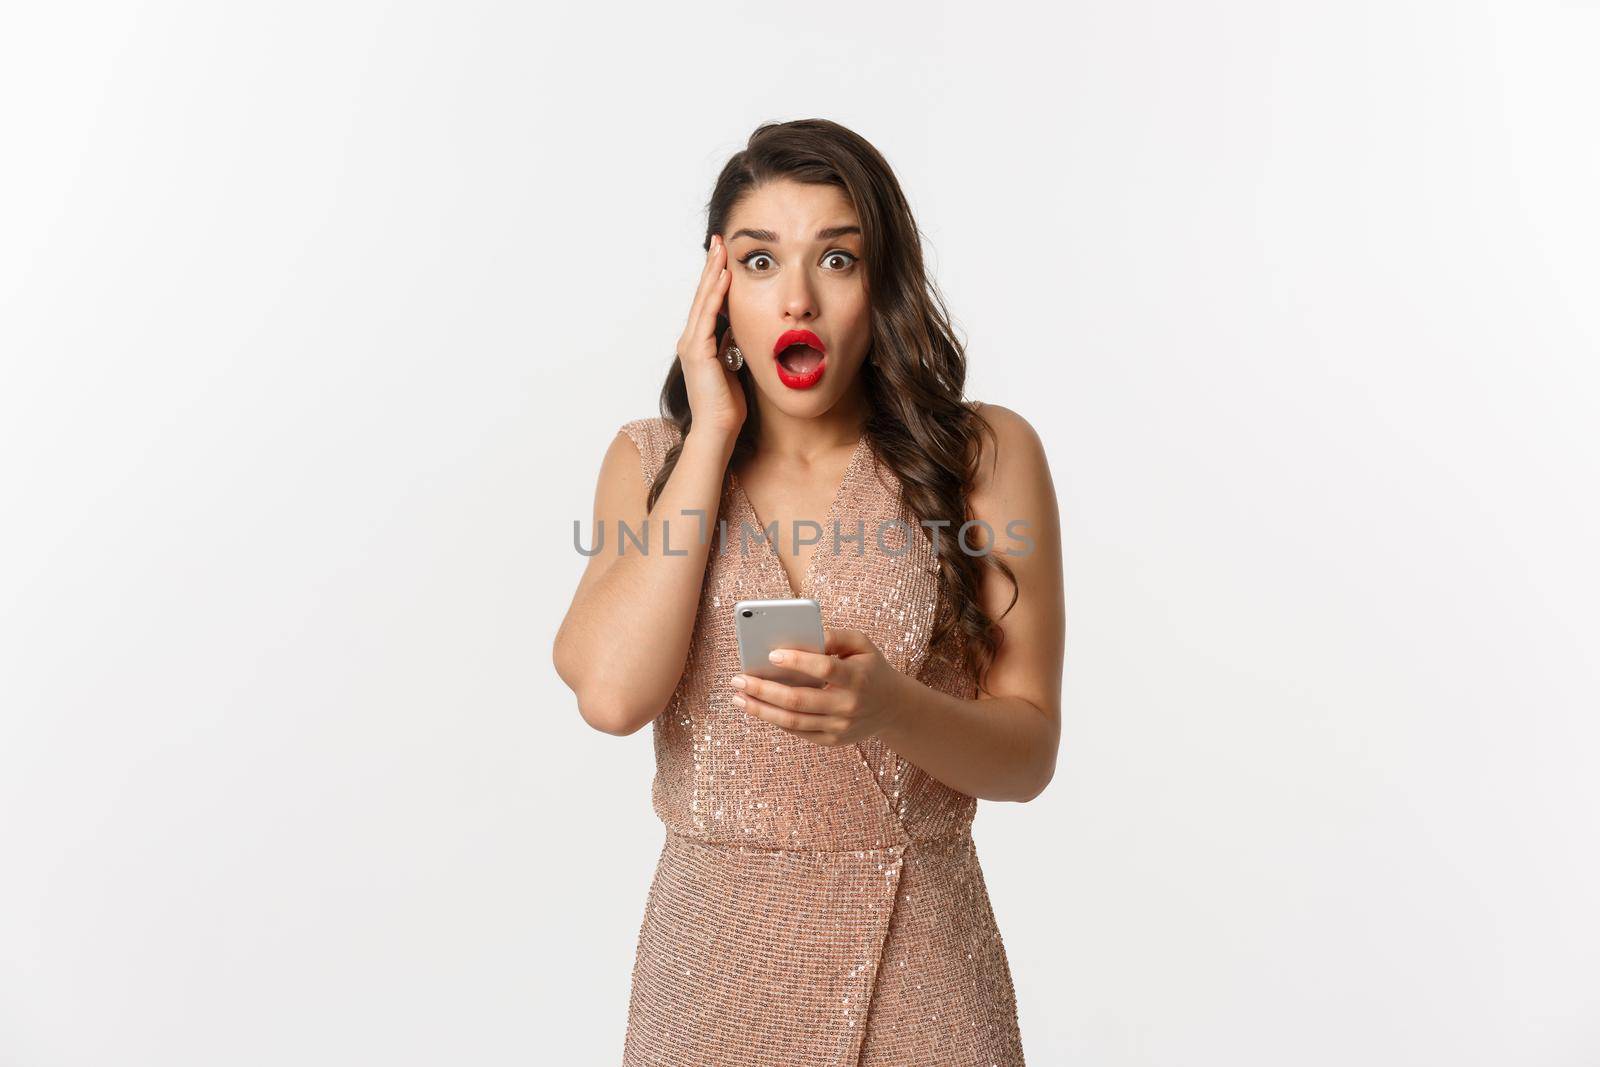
[773,329,827,389]
[777,343,824,375]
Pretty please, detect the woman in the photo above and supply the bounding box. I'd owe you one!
[553,118,1064,1067]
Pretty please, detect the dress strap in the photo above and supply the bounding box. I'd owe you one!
[618,416,683,488]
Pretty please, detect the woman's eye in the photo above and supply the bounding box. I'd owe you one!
[737,250,858,273]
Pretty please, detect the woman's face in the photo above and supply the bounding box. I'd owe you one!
[721,179,871,420]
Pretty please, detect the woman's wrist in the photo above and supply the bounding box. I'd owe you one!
[682,425,739,463]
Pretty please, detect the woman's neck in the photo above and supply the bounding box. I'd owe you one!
[750,386,870,461]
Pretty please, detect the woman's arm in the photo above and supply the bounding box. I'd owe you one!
[877,402,1064,800]
[729,403,1065,801]
[552,425,736,735]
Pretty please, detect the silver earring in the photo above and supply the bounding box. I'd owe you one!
[723,341,744,372]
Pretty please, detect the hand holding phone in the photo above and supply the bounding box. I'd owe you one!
[733,598,827,688]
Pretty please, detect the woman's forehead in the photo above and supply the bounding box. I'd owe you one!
[727,182,859,238]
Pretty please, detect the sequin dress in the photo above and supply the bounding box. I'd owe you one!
[616,416,1026,1067]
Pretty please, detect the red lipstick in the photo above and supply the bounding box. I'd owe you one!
[772,328,827,390]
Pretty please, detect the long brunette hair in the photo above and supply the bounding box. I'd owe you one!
[648,118,1018,691]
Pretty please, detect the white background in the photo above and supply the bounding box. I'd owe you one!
[3,2,1597,1064]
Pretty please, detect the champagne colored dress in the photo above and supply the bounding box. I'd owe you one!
[616,416,1026,1067]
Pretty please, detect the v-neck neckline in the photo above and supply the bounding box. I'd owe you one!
[728,432,870,601]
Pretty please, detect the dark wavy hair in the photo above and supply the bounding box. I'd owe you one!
[647,118,1018,691]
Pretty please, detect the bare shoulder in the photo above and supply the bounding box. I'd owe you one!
[968,401,1052,501]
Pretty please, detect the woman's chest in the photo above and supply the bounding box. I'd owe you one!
[702,466,945,678]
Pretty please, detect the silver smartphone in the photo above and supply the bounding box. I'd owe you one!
[733,598,827,688]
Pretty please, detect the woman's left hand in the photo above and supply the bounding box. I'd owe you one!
[730,627,909,746]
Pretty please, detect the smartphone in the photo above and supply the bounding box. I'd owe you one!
[733,598,827,689]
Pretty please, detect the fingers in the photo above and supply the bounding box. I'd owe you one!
[734,691,849,742]
[704,253,730,342]
[732,673,832,714]
[765,647,843,685]
[684,235,729,341]
[823,627,874,657]
[705,263,731,351]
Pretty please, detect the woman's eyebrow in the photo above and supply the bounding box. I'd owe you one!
[728,225,862,242]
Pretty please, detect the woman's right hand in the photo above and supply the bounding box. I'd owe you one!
[675,233,746,441]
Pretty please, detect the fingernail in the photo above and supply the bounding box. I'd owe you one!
[768,651,785,663]
[731,693,745,707]
[730,675,746,690]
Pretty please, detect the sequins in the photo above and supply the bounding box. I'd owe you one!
[615,417,1026,1067]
